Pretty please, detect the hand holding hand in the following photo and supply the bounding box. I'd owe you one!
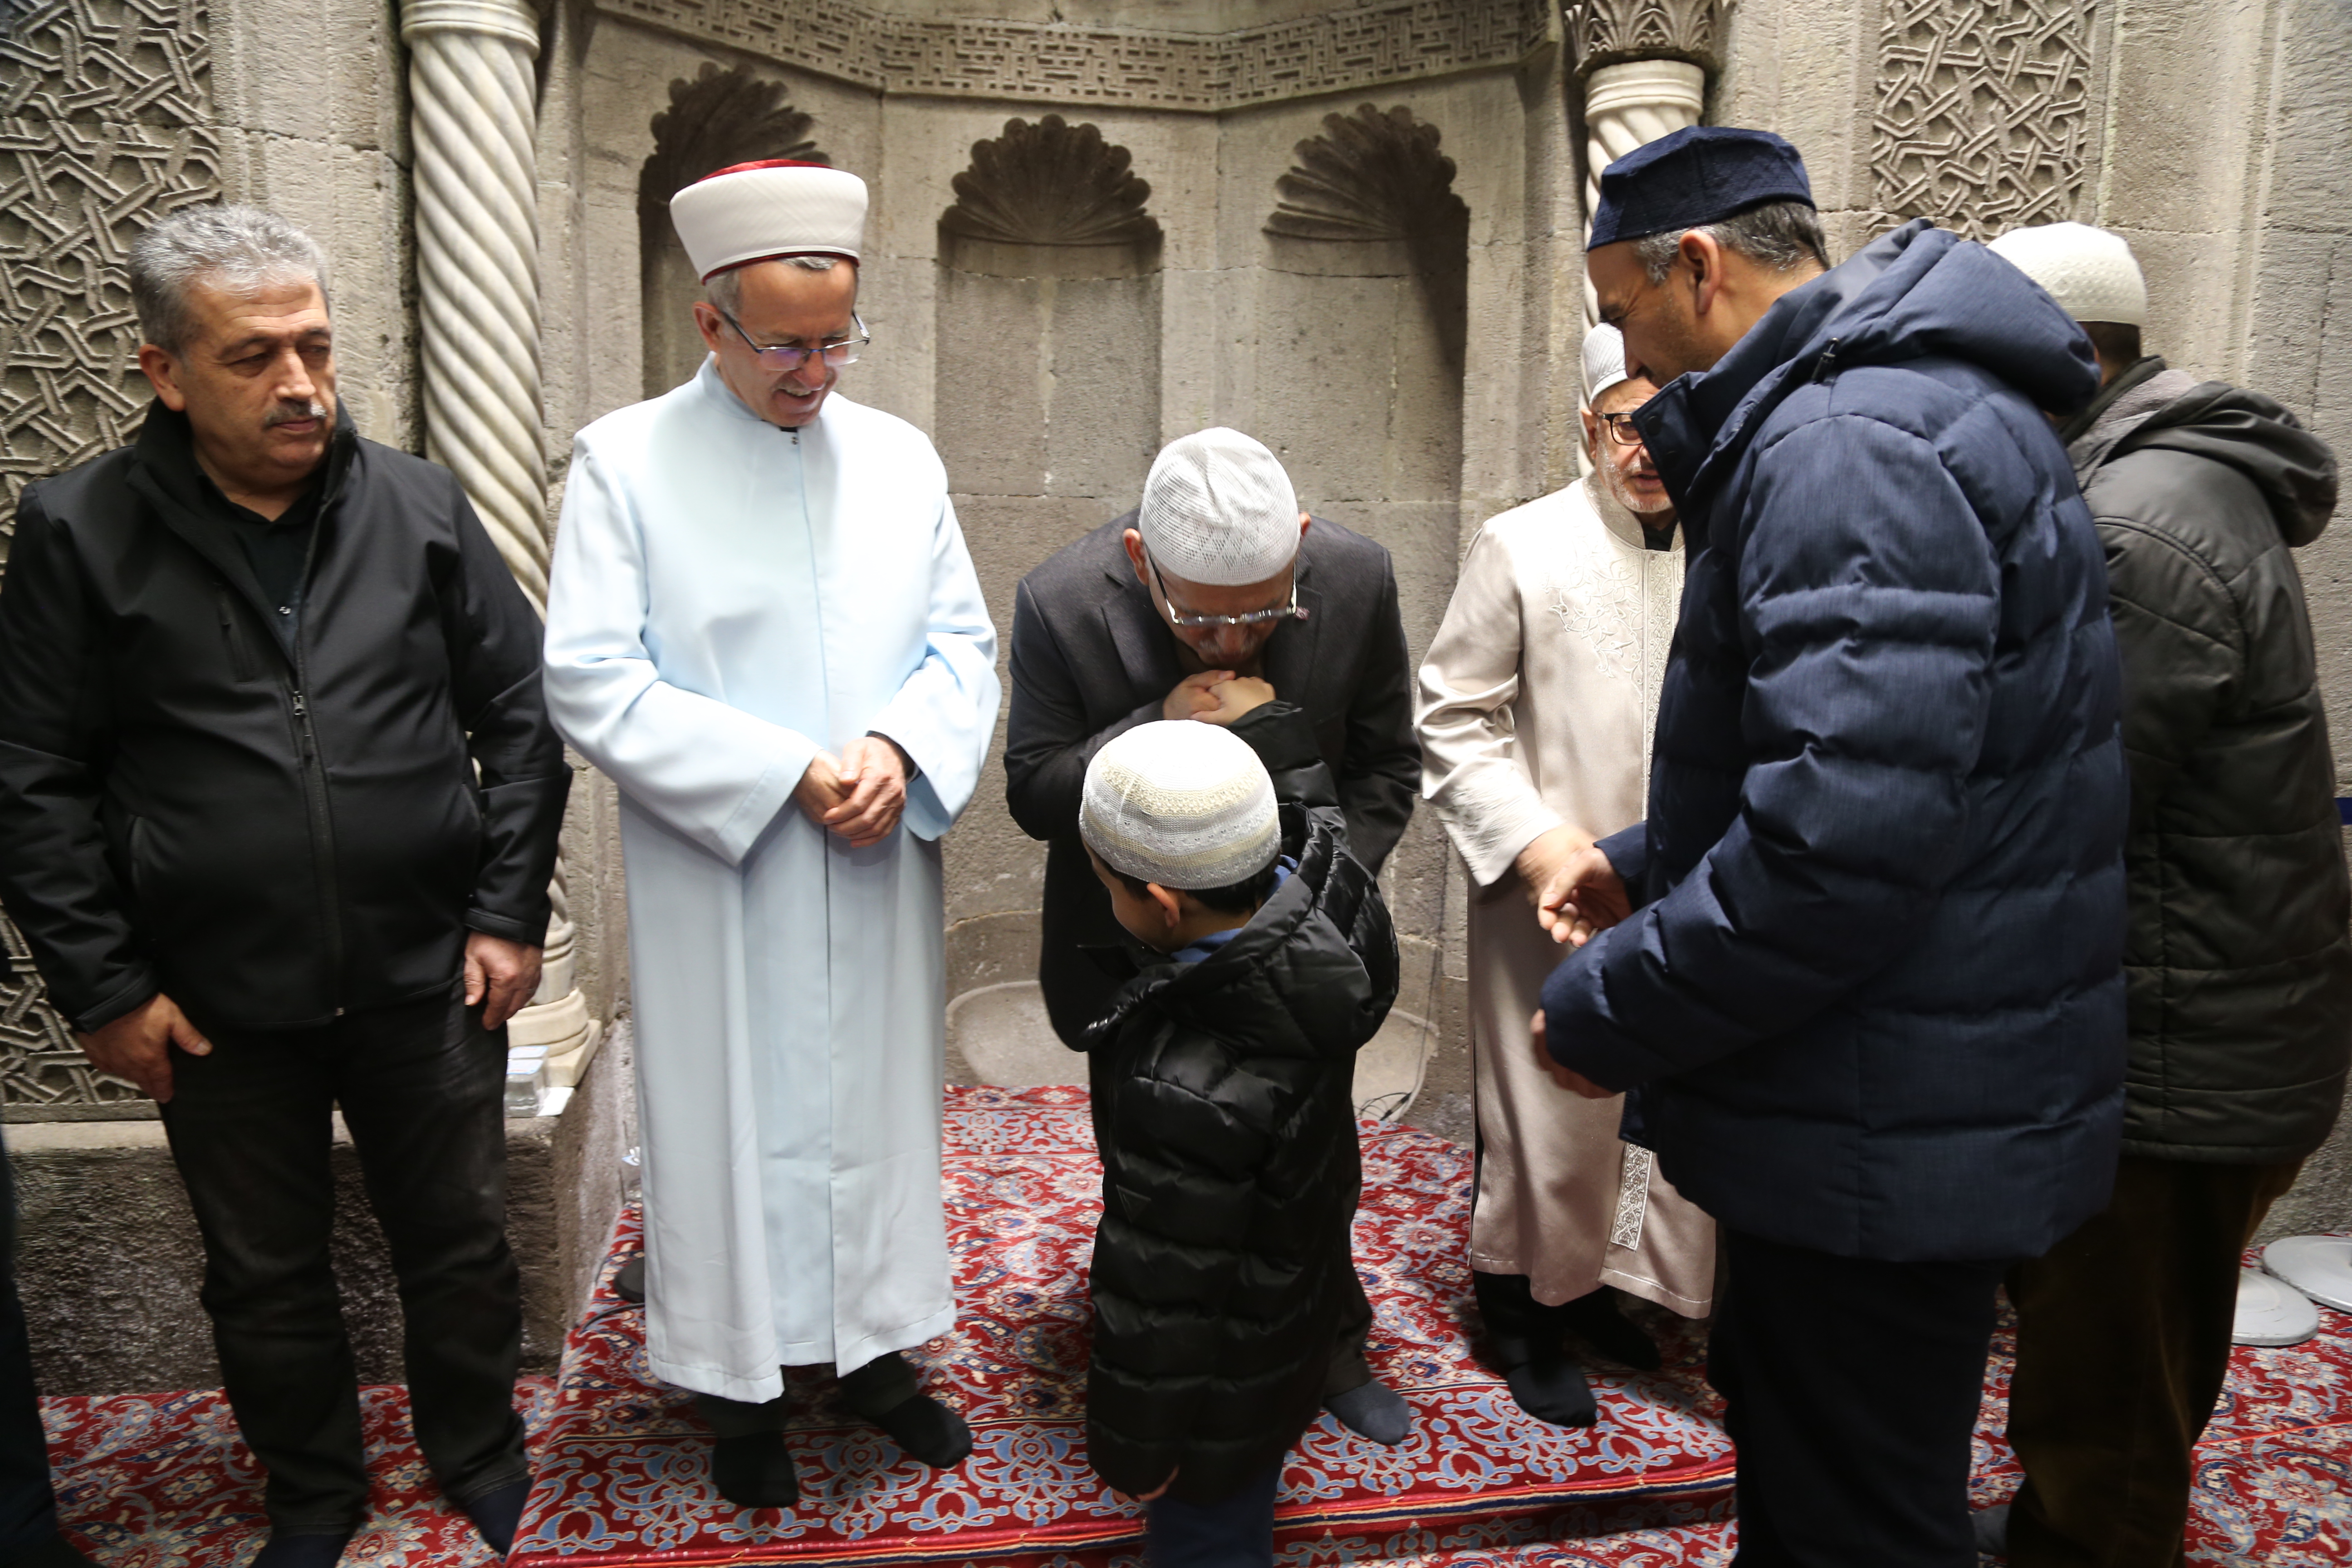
[1161,670,1234,722]
[1516,825,1592,919]
[823,734,910,848]
[1529,1008,1612,1100]
[76,993,211,1103]
[794,750,850,829]
[1534,840,1632,947]
[466,932,544,1030]
[1194,676,1275,726]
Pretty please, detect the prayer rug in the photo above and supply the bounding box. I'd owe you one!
[39,1085,2352,1567]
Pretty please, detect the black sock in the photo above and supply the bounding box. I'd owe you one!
[458,1476,531,1553]
[250,1532,354,1568]
[1324,1378,1413,1444]
[711,1429,800,1508]
[0,1537,101,1568]
[1558,1289,1661,1372]
[1506,1353,1598,1428]
[870,1392,974,1469]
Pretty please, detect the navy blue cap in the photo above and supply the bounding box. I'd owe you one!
[1587,126,1814,250]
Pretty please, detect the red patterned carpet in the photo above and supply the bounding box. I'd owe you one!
[39,1085,2352,1566]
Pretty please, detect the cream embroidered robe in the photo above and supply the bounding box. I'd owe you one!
[1416,474,1715,1315]
[543,363,1000,1401]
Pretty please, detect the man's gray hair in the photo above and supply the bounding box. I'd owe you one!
[704,254,843,316]
[127,204,332,355]
[1633,200,1829,283]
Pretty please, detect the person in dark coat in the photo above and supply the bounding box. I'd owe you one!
[0,206,568,1567]
[1075,719,1399,1568]
[1005,428,1419,1443]
[1541,128,2128,1565]
[1977,221,2351,1568]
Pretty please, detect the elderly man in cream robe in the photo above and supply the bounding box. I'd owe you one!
[543,161,1000,1509]
[1416,324,1714,1429]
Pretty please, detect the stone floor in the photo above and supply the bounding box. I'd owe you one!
[945,978,1437,1121]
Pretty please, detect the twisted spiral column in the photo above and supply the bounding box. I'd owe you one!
[1580,59,1707,321]
[403,0,598,1087]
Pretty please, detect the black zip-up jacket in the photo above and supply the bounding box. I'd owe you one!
[0,402,568,1034]
[2068,365,2350,1162]
[1080,799,1398,1504]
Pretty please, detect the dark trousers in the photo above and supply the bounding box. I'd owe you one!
[0,1134,59,1555]
[2005,1155,2300,1568]
[1145,1460,1281,1568]
[158,985,525,1533]
[1472,1269,1575,1368]
[693,1351,921,1435]
[1710,1229,2011,1567]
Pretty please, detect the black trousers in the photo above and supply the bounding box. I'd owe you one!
[1145,1459,1281,1568]
[0,1133,59,1556]
[158,985,526,1533]
[1710,1229,2012,1567]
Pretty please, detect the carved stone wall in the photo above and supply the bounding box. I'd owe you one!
[0,0,222,530]
[1564,0,1722,73]
[595,0,1550,110]
[0,0,219,1117]
[1870,0,2101,240]
[637,64,826,397]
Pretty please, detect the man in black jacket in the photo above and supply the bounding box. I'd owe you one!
[0,206,568,1566]
[1981,222,2351,1568]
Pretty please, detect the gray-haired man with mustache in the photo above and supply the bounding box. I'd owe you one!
[0,205,567,1565]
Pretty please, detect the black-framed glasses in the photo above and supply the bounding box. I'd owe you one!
[1147,554,1305,629]
[1597,412,1647,448]
[716,307,870,372]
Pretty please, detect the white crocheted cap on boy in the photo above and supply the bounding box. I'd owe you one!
[1136,427,1301,587]
[1985,221,2147,327]
[1080,720,1280,892]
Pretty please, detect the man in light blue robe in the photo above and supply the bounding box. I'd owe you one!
[543,162,999,1509]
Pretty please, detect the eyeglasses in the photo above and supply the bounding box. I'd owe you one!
[1597,412,1648,448]
[716,307,871,372]
[1148,555,1305,629]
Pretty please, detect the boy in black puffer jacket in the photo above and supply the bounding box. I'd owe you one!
[1075,719,1400,1568]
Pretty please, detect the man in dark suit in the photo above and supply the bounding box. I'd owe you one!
[1005,426,1420,1045]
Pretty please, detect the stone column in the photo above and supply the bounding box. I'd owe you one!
[1565,0,1724,317]
[401,0,599,1087]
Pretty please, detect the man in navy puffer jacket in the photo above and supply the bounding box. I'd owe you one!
[1536,128,2128,1566]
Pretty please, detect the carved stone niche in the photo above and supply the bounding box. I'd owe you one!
[937,116,1163,281]
[1563,0,1723,75]
[1264,103,1471,375]
[636,63,826,399]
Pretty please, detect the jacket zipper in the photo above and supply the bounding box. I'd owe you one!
[287,461,348,1018]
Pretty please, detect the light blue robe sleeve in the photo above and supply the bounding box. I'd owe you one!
[543,440,822,867]
[868,491,1001,842]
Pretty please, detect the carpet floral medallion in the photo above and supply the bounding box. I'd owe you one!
[38,1086,2352,1567]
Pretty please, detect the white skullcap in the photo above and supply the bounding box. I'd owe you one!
[1582,323,1631,403]
[1137,428,1302,587]
[669,161,867,280]
[1986,222,2147,328]
[1080,721,1280,891]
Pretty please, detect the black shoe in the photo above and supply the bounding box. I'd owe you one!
[712,1429,801,1508]
[1558,1289,1662,1372]
[871,1391,973,1468]
[250,1531,355,1568]
[612,1255,646,1303]
[1504,1353,1597,1428]
[459,1475,531,1554]
[1973,1502,2011,1558]
[1324,1378,1413,1444]
[0,1535,101,1568]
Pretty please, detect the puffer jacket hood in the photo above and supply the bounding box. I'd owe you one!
[2073,368,2348,1163]
[1083,801,1399,1503]
[1543,218,2128,1263]
[2112,382,2338,548]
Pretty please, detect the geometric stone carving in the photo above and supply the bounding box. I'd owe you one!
[0,0,218,1116]
[638,63,825,276]
[598,0,1551,111]
[1872,0,2099,240]
[1564,0,1723,75]
[0,0,222,537]
[1267,104,1469,246]
[941,117,1158,250]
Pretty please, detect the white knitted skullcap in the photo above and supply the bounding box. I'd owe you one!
[1985,222,2146,328]
[1080,721,1280,891]
[1583,323,1631,403]
[1137,428,1301,587]
[670,161,867,280]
